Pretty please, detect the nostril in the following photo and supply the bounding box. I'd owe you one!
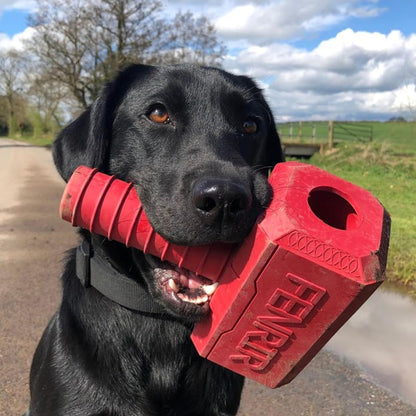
[196,196,217,213]
[229,196,250,215]
[192,177,252,224]
[193,186,222,220]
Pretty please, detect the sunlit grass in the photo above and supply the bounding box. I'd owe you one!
[309,141,416,290]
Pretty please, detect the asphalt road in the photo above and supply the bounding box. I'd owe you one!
[1,138,415,416]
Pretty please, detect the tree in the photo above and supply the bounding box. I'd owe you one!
[27,70,67,134]
[0,50,26,137]
[89,0,165,84]
[29,0,226,109]
[29,0,111,109]
[160,12,226,66]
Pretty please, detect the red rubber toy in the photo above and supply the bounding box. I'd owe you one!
[60,162,390,388]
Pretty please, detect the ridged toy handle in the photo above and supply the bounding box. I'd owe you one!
[60,166,233,281]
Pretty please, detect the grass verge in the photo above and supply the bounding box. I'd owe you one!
[3,134,55,147]
[309,141,416,291]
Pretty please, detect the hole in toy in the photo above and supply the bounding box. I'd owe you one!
[308,187,358,230]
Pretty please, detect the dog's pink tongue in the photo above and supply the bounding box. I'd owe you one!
[176,267,212,289]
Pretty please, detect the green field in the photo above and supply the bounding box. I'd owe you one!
[278,120,416,154]
[5,120,416,292]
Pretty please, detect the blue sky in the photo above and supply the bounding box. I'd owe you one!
[290,0,414,50]
[1,0,416,121]
[326,1,413,35]
[0,9,28,36]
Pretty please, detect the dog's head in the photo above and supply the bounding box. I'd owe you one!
[54,64,284,320]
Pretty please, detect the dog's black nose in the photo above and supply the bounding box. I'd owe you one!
[192,178,252,225]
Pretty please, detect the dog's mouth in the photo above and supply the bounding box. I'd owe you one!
[164,266,218,305]
[144,255,219,317]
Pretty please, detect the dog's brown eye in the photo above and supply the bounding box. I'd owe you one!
[242,119,258,134]
[148,105,169,124]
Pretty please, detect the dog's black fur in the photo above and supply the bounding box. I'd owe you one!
[27,64,284,416]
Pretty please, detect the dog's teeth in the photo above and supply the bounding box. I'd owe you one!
[177,293,188,303]
[202,282,219,296]
[190,295,208,305]
[168,278,180,293]
[199,295,209,304]
[178,293,209,305]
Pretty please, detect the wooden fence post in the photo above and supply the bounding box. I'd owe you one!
[328,120,334,149]
[298,121,303,141]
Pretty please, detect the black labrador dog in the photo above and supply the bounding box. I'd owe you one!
[27,64,284,416]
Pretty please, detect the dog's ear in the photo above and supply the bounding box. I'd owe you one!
[52,85,115,182]
[252,104,285,173]
[264,115,285,167]
[53,64,154,181]
[235,74,285,172]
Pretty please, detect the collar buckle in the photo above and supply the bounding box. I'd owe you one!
[76,239,91,287]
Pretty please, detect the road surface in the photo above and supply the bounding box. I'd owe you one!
[1,138,415,416]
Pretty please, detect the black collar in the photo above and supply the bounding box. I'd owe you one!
[75,239,166,314]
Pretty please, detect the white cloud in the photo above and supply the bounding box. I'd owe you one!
[0,26,34,51]
[393,84,416,114]
[0,0,34,8]
[223,29,416,120]
[215,0,385,44]
[0,0,36,12]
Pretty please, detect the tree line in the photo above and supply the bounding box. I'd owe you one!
[0,0,226,138]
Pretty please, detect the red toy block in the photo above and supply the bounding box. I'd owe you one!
[60,162,390,388]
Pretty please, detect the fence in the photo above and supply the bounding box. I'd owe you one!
[277,121,374,148]
[277,121,328,144]
[331,121,373,144]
